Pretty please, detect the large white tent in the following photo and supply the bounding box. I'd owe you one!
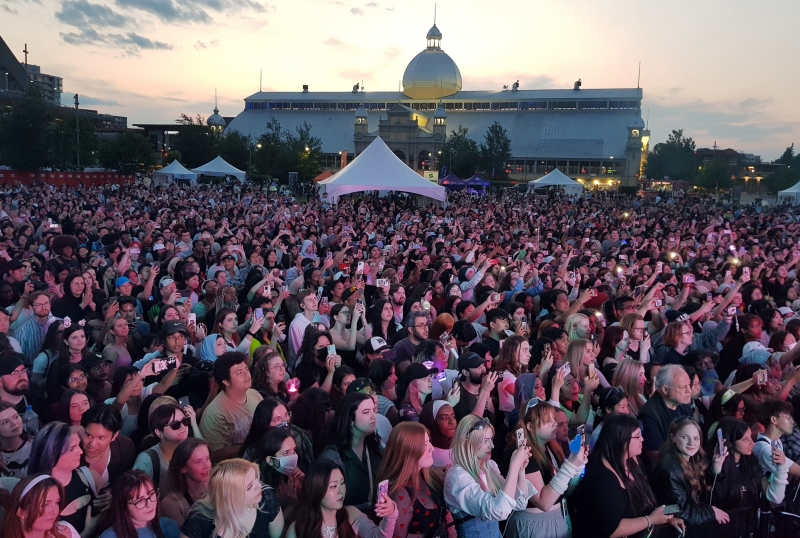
[318,137,446,203]
[152,160,197,185]
[192,156,247,181]
[527,168,584,198]
[778,181,800,205]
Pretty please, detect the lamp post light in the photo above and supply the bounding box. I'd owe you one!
[74,94,80,169]
[249,143,262,176]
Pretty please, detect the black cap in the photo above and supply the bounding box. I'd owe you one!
[0,352,25,376]
[346,377,377,395]
[458,351,485,371]
[4,260,23,274]
[82,354,112,371]
[401,362,438,385]
[162,320,188,335]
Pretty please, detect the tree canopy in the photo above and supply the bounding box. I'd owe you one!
[644,129,698,182]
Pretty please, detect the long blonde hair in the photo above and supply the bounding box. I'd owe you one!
[565,314,589,342]
[451,415,504,495]
[565,338,593,379]
[190,458,264,538]
[612,359,645,416]
[377,422,443,502]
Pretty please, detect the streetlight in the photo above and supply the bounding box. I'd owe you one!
[74,94,80,169]
[249,143,261,176]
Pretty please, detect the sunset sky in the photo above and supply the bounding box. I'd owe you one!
[3,0,799,159]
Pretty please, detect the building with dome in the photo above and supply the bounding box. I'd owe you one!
[227,22,649,190]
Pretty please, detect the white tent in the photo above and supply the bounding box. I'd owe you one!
[778,181,800,205]
[527,169,584,198]
[152,160,197,185]
[318,137,446,203]
[192,156,247,181]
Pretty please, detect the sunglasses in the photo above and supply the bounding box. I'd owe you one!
[525,397,542,412]
[167,417,191,430]
[468,417,491,435]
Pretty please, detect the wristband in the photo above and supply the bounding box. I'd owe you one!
[247,331,258,338]
[644,515,652,529]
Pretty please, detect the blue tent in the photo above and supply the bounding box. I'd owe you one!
[439,173,464,187]
[464,174,490,188]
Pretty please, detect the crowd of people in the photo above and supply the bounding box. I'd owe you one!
[2,180,800,538]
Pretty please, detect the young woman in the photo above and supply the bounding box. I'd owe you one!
[329,302,371,373]
[5,474,74,538]
[395,363,436,423]
[250,349,295,404]
[51,273,94,322]
[0,401,32,478]
[254,428,305,521]
[565,337,609,390]
[611,358,647,417]
[31,321,66,385]
[565,313,592,342]
[295,331,342,394]
[367,359,399,425]
[597,327,629,381]
[661,321,693,366]
[651,418,730,536]
[419,400,456,468]
[367,299,399,344]
[706,390,746,441]
[569,414,684,538]
[319,392,383,511]
[286,459,398,538]
[290,388,331,459]
[495,335,531,415]
[28,422,104,538]
[376,422,444,538]
[101,317,132,374]
[444,415,535,538]
[329,366,357,411]
[504,400,587,538]
[240,397,313,472]
[133,403,190,489]
[160,439,211,527]
[46,326,93,404]
[704,417,760,538]
[589,387,630,450]
[181,458,284,538]
[100,470,180,538]
[618,313,651,363]
[57,390,91,427]
[106,361,177,436]
[212,307,263,355]
[548,363,599,428]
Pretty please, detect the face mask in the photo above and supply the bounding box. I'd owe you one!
[787,342,796,351]
[270,454,298,475]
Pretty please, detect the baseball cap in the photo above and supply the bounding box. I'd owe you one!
[115,277,130,288]
[0,352,25,377]
[82,354,113,371]
[342,286,361,302]
[152,243,165,251]
[401,362,438,385]
[159,278,175,289]
[364,336,391,354]
[741,341,771,365]
[778,306,794,317]
[346,377,377,395]
[665,310,690,323]
[221,254,235,261]
[4,260,23,274]
[458,351,485,371]
[162,320,188,335]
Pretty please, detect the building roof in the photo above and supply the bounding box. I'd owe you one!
[243,88,643,102]
[227,107,643,159]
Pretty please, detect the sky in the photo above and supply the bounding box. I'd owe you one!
[2,0,799,160]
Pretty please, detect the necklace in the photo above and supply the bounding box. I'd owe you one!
[322,525,337,538]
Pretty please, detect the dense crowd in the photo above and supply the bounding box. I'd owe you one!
[2,180,800,538]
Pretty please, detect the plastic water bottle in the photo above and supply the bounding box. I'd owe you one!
[23,405,39,437]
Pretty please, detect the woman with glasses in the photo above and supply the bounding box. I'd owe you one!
[329,302,371,374]
[133,403,190,490]
[241,397,314,472]
[618,313,651,363]
[569,414,683,538]
[250,348,296,404]
[503,399,587,538]
[706,390,745,441]
[444,414,535,538]
[101,317,133,375]
[99,470,180,538]
[651,417,730,536]
[183,458,284,538]
[661,321,694,366]
[160,439,211,527]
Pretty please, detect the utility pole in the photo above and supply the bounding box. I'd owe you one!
[74,94,80,169]
[23,44,28,75]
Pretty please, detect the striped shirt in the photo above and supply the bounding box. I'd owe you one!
[16,317,53,365]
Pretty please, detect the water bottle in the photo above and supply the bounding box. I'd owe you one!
[23,405,39,437]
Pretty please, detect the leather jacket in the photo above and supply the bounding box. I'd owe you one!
[651,451,716,526]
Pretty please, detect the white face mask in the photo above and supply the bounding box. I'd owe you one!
[787,342,796,351]
[269,454,298,475]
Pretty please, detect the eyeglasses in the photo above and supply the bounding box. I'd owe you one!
[128,489,158,510]
[413,324,429,329]
[269,362,286,372]
[67,373,86,384]
[468,417,491,435]
[31,302,50,308]
[167,417,191,430]
[273,410,291,424]
[525,397,541,412]
[6,367,27,379]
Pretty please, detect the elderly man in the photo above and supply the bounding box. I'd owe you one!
[637,364,694,466]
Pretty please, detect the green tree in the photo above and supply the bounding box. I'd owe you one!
[694,159,731,191]
[98,132,155,172]
[777,143,795,165]
[645,129,698,181]
[480,121,512,180]
[285,123,323,182]
[440,125,481,179]
[764,167,800,194]
[173,113,217,168]
[253,117,323,182]
[162,149,182,166]
[217,131,252,172]
[46,115,99,170]
[0,88,51,170]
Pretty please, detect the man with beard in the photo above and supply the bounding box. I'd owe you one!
[392,311,429,375]
[389,283,406,325]
[452,351,498,423]
[0,352,45,419]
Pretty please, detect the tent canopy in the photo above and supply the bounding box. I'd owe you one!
[152,160,196,184]
[528,169,584,196]
[318,137,446,203]
[314,170,333,183]
[192,156,246,181]
[778,181,800,205]
[464,174,490,187]
[440,173,463,187]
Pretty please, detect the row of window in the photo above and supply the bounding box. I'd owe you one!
[244,100,640,112]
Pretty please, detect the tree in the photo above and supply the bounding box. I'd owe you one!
[253,117,323,182]
[764,167,800,194]
[440,125,481,179]
[97,132,155,172]
[46,115,99,170]
[162,149,182,166]
[645,129,698,181]
[480,121,512,180]
[0,88,51,171]
[285,123,323,182]
[694,159,731,191]
[173,113,217,168]
[217,131,252,172]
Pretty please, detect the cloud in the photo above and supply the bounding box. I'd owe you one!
[60,29,172,54]
[56,0,132,27]
[1,4,18,13]
[114,0,271,24]
[385,6,393,11]
[383,46,400,59]
[366,2,378,6]
[62,94,121,107]
[350,7,363,15]
[461,73,558,90]
[194,39,220,49]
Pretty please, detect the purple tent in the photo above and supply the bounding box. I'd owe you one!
[439,173,464,187]
[464,174,490,188]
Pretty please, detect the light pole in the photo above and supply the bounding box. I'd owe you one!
[249,143,261,176]
[74,94,80,169]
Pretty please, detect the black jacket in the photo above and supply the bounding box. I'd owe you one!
[651,451,716,526]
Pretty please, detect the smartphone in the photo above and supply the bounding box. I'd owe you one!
[663,504,681,515]
[326,251,333,260]
[179,289,192,298]
[376,278,388,287]
[491,293,501,302]
[165,356,177,371]
[657,261,663,273]
[716,428,724,456]
[756,369,768,385]
[153,359,167,374]
[516,428,526,448]
[188,313,196,324]
[178,396,190,408]
[377,479,389,501]
[655,299,663,307]
[281,284,288,292]
[682,274,695,284]
[742,267,751,280]
[543,343,551,355]
[327,345,336,357]
[287,378,298,393]
[357,261,365,274]
[726,306,737,316]
[255,308,264,320]
[588,363,596,378]
[520,315,527,327]
[567,271,576,281]
[559,363,571,377]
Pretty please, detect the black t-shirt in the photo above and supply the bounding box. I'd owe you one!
[182,488,281,538]
[571,461,646,538]
[483,336,501,358]
[295,358,330,393]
